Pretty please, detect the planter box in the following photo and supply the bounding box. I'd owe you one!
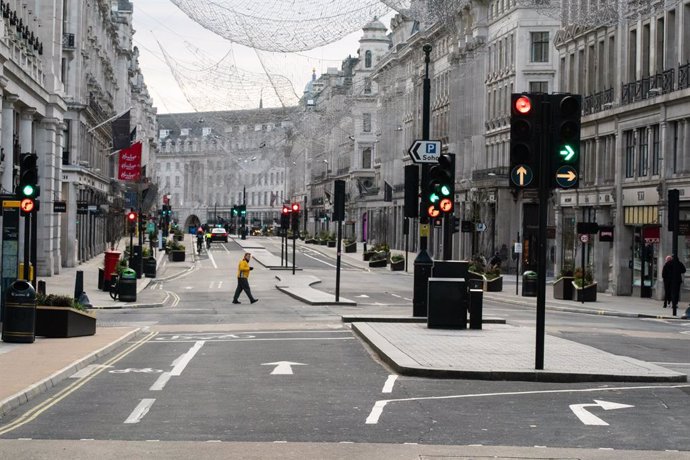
[363,251,376,261]
[553,276,575,300]
[369,258,387,268]
[327,240,336,248]
[36,306,96,338]
[168,250,186,262]
[319,240,328,246]
[390,259,404,271]
[467,270,485,290]
[305,239,317,244]
[573,282,598,302]
[344,243,357,253]
[485,276,503,292]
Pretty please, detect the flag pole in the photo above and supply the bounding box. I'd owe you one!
[87,106,133,133]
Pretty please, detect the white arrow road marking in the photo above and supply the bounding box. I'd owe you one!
[124,398,156,424]
[150,341,205,391]
[262,361,307,375]
[569,399,634,426]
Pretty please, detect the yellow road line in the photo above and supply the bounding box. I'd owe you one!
[0,330,158,436]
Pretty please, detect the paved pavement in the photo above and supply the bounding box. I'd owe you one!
[0,235,687,423]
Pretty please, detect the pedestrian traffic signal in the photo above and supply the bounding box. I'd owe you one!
[17,153,40,198]
[510,94,540,189]
[426,153,454,217]
[550,94,581,189]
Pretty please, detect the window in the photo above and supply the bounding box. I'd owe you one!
[364,79,372,94]
[637,128,648,177]
[624,130,635,178]
[651,125,660,175]
[175,176,180,186]
[529,81,548,93]
[362,148,372,169]
[363,113,371,133]
[159,129,170,139]
[166,162,171,171]
[365,50,372,68]
[530,32,549,62]
[180,128,190,136]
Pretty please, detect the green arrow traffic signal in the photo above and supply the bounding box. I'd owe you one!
[559,144,575,161]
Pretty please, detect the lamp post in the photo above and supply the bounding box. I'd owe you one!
[412,44,434,317]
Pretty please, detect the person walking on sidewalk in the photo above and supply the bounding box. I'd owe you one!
[662,254,685,310]
[233,252,258,304]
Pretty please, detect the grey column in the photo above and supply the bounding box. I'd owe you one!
[36,118,60,276]
[1,95,18,193]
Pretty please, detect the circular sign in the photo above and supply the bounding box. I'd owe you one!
[580,234,589,243]
[555,165,578,188]
[511,164,533,187]
[20,198,35,213]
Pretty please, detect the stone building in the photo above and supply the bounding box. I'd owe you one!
[155,109,295,231]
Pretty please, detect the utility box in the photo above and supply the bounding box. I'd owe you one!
[427,277,468,329]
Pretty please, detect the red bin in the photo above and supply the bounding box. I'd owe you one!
[103,251,122,282]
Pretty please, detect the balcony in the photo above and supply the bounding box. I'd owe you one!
[621,68,675,105]
[583,88,614,115]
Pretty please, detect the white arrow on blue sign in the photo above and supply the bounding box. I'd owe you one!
[408,140,442,164]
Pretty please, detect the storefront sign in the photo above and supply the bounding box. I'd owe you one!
[642,226,660,243]
[678,221,690,236]
[77,201,88,215]
[599,226,614,242]
[53,201,67,213]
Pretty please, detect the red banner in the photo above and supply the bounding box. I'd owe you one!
[118,142,142,181]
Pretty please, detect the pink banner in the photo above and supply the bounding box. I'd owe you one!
[118,142,142,181]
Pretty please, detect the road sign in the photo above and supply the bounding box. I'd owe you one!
[580,234,589,243]
[476,222,486,232]
[511,164,534,187]
[514,242,523,254]
[555,165,578,188]
[408,140,441,163]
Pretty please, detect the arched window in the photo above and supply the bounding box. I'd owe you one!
[365,50,372,68]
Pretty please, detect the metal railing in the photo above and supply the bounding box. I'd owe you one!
[583,88,614,115]
[622,68,676,105]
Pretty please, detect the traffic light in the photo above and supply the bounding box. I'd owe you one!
[290,202,300,233]
[550,94,581,189]
[509,93,540,189]
[281,205,290,230]
[20,198,36,216]
[238,205,246,217]
[127,211,137,232]
[425,153,454,218]
[17,153,40,199]
[231,206,238,217]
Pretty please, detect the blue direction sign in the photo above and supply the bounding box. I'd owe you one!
[555,165,578,188]
[510,164,534,187]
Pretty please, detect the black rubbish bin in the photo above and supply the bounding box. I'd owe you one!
[119,269,137,302]
[2,280,37,343]
[427,277,468,329]
[98,267,104,291]
[522,271,538,297]
[143,257,157,278]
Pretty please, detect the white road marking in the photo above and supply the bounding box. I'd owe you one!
[364,383,690,425]
[124,398,156,424]
[153,337,355,343]
[569,400,634,426]
[217,281,223,289]
[302,252,336,268]
[389,293,402,298]
[208,281,214,289]
[171,341,205,376]
[149,372,172,391]
[262,361,307,375]
[382,375,398,393]
[356,294,370,298]
[403,297,412,301]
[207,249,218,268]
[70,364,111,379]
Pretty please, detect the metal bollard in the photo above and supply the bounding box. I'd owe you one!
[469,288,483,330]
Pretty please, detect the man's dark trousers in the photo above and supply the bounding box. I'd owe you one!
[233,277,255,302]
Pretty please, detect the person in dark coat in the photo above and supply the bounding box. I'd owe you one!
[662,255,686,309]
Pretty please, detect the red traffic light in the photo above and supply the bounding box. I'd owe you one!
[282,205,290,215]
[291,203,300,212]
[127,211,137,222]
[514,96,532,114]
[20,198,35,213]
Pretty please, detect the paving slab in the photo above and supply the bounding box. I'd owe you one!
[352,322,687,383]
[251,248,302,270]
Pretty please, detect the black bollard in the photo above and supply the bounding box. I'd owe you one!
[74,270,84,301]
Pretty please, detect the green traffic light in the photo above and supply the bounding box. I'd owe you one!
[21,184,35,197]
[440,185,451,196]
[559,144,576,161]
[429,192,440,203]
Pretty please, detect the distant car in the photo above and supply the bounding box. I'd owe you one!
[210,228,228,242]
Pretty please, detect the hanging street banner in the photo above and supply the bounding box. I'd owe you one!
[118,141,142,181]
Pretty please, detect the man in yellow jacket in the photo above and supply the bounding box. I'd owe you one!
[232,252,258,304]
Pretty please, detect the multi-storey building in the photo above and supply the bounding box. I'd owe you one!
[554,0,690,299]
[155,109,295,231]
[0,0,155,278]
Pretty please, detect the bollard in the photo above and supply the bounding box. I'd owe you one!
[469,288,483,330]
[74,270,84,300]
[427,277,467,329]
[37,280,46,296]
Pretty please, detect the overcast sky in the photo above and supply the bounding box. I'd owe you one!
[132,1,394,114]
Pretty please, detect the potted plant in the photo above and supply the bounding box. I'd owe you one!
[173,227,184,242]
[484,265,503,292]
[304,234,317,244]
[368,250,388,268]
[363,249,376,261]
[327,232,337,248]
[35,293,96,338]
[573,267,597,301]
[390,254,405,271]
[318,231,329,246]
[553,265,575,300]
[167,239,186,262]
[344,237,357,253]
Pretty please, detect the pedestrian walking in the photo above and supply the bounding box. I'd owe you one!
[662,254,685,310]
[232,252,258,304]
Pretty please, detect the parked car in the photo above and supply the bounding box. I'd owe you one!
[210,228,228,242]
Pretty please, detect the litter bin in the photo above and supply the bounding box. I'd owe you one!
[119,268,137,302]
[522,271,538,297]
[427,277,468,329]
[103,251,121,284]
[143,257,157,278]
[2,280,37,343]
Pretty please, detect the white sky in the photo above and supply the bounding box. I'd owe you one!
[132,1,395,114]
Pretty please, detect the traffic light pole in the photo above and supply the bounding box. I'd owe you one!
[23,213,31,282]
[412,44,434,317]
[535,95,550,370]
[241,186,246,240]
